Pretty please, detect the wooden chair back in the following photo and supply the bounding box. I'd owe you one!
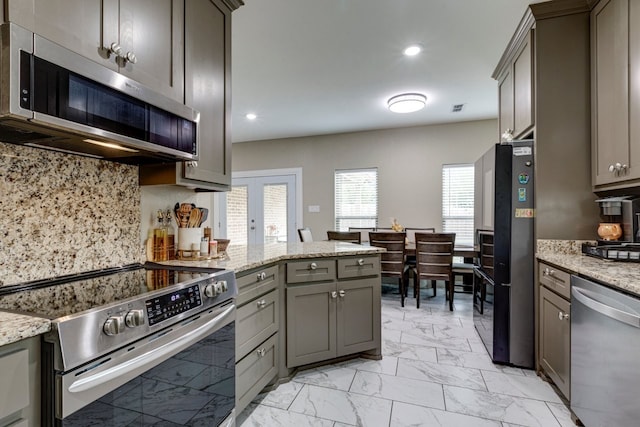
[348,227,375,243]
[327,231,361,244]
[405,227,435,243]
[414,232,455,283]
[369,232,406,279]
[297,227,313,242]
[478,230,494,279]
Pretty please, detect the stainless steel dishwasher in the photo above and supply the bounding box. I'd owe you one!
[571,275,640,427]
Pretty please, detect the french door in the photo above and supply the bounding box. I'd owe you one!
[226,174,297,245]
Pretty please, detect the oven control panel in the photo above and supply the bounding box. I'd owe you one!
[145,285,203,326]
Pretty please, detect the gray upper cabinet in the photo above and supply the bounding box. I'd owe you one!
[6,0,185,102]
[495,29,534,141]
[139,0,233,191]
[592,0,640,189]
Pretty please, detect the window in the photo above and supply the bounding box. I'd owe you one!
[442,164,474,246]
[335,168,378,231]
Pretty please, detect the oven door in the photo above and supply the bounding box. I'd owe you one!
[53,303,235,426]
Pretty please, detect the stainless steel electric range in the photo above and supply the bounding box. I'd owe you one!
[0,262,237,427]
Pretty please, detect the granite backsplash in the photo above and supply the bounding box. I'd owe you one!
[0,142,140,286]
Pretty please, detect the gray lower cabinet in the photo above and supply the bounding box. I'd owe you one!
[0,336,40,427]
[538,262,571,399]
[235,265,280,414]
[286,256,381,368]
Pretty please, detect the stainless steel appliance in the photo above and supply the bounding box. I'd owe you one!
[595,196,640,243]
[0,23,199,163]
[473,140,535,368]
[0,263,236,426]
[571,275,640,427]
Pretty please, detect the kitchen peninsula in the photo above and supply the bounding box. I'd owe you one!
[0,242,384,417]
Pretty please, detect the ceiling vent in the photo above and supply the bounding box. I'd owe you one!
[452,104,465,113]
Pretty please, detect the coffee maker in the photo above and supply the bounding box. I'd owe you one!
[595,196,640,243]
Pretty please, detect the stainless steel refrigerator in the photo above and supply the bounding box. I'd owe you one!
[473,140,535,368]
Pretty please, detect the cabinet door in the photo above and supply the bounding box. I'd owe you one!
[118,0,184,102]
[592,0,630,185]
[628,0,640,182]
[498,70,514,141]
[513,32,534,139]
[539,286,570,399]
[336,278,381,356]
[286,283,336,367]
[5,0,116,70]
[182,0,232,187]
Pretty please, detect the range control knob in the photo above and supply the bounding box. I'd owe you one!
[103,315,125,336]
[203,280,228,298]
[125,309,145,327]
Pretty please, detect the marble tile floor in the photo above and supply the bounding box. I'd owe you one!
[238,286,573,427]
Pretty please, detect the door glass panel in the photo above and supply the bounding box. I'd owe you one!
[263,184,288,244]
[226,185,248,244]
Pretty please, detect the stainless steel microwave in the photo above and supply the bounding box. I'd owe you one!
[0,23,199,163]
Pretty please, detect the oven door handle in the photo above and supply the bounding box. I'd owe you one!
[572,286,640,328]
[67,304,235,394]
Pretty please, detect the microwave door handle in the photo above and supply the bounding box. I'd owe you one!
[67,304,234,394]
[572,287,640,328]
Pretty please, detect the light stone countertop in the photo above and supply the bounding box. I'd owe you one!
[0,311,51,347]
[537,239,640,297]
[0,242,383,347]
[154,241,385,273]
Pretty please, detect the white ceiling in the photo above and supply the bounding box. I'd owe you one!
[231,0,538,143]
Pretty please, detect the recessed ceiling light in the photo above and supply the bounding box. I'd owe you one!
[403,45,422,56]
[246,113,257,120]
[387,93,427,113]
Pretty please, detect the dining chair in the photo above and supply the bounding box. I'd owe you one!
[369,231,408,307]
[473,230,494,314]
[404,227,435,243]
[348,227,375,243]
[411,232,456,310]
[327,230,361,244]
[297,227,313,242]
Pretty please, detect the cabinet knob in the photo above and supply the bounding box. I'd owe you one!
[256,348,266,357]
[558,311,569,321]
[109,42,122,56]
[257,271,267,281]
[357,258,365,266]
[125,51,138,64]
[330,291,337,299]
[256,299,267,309]
[310,262,317,270]
[338,290,345,298]
[186,161,198,168]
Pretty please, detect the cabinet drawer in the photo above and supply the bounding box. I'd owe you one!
[337,256,380,279]
[236,289,279,361]
[236,265,279,307]
[236,333,278,414]
[286,259,335,283]
[539,262,571,299]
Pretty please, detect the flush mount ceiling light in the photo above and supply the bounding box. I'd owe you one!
[403,45,422,56]
[387,93,427,113]
[246,113,257,120]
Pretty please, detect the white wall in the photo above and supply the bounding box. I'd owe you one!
[232,119,497,237]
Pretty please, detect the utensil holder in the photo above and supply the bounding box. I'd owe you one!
[178,228,203,253]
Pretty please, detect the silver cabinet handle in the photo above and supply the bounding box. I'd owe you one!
[310,262,317,270]
[109,42,122,56]
[256,271,267,281]
[186,161,198,168]
[357,258,365,266]
[331,291,337,299]
[339,290,345,298]
[558,311,569,320]
[572,287,640,328]
[125,51,137,64]
[256,348,266,357]
[257,299,267,309]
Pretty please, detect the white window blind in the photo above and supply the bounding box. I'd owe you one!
[335,168,378,231]
[442,164,474,246]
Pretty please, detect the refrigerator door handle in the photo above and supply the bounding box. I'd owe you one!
[500,282,511,287]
